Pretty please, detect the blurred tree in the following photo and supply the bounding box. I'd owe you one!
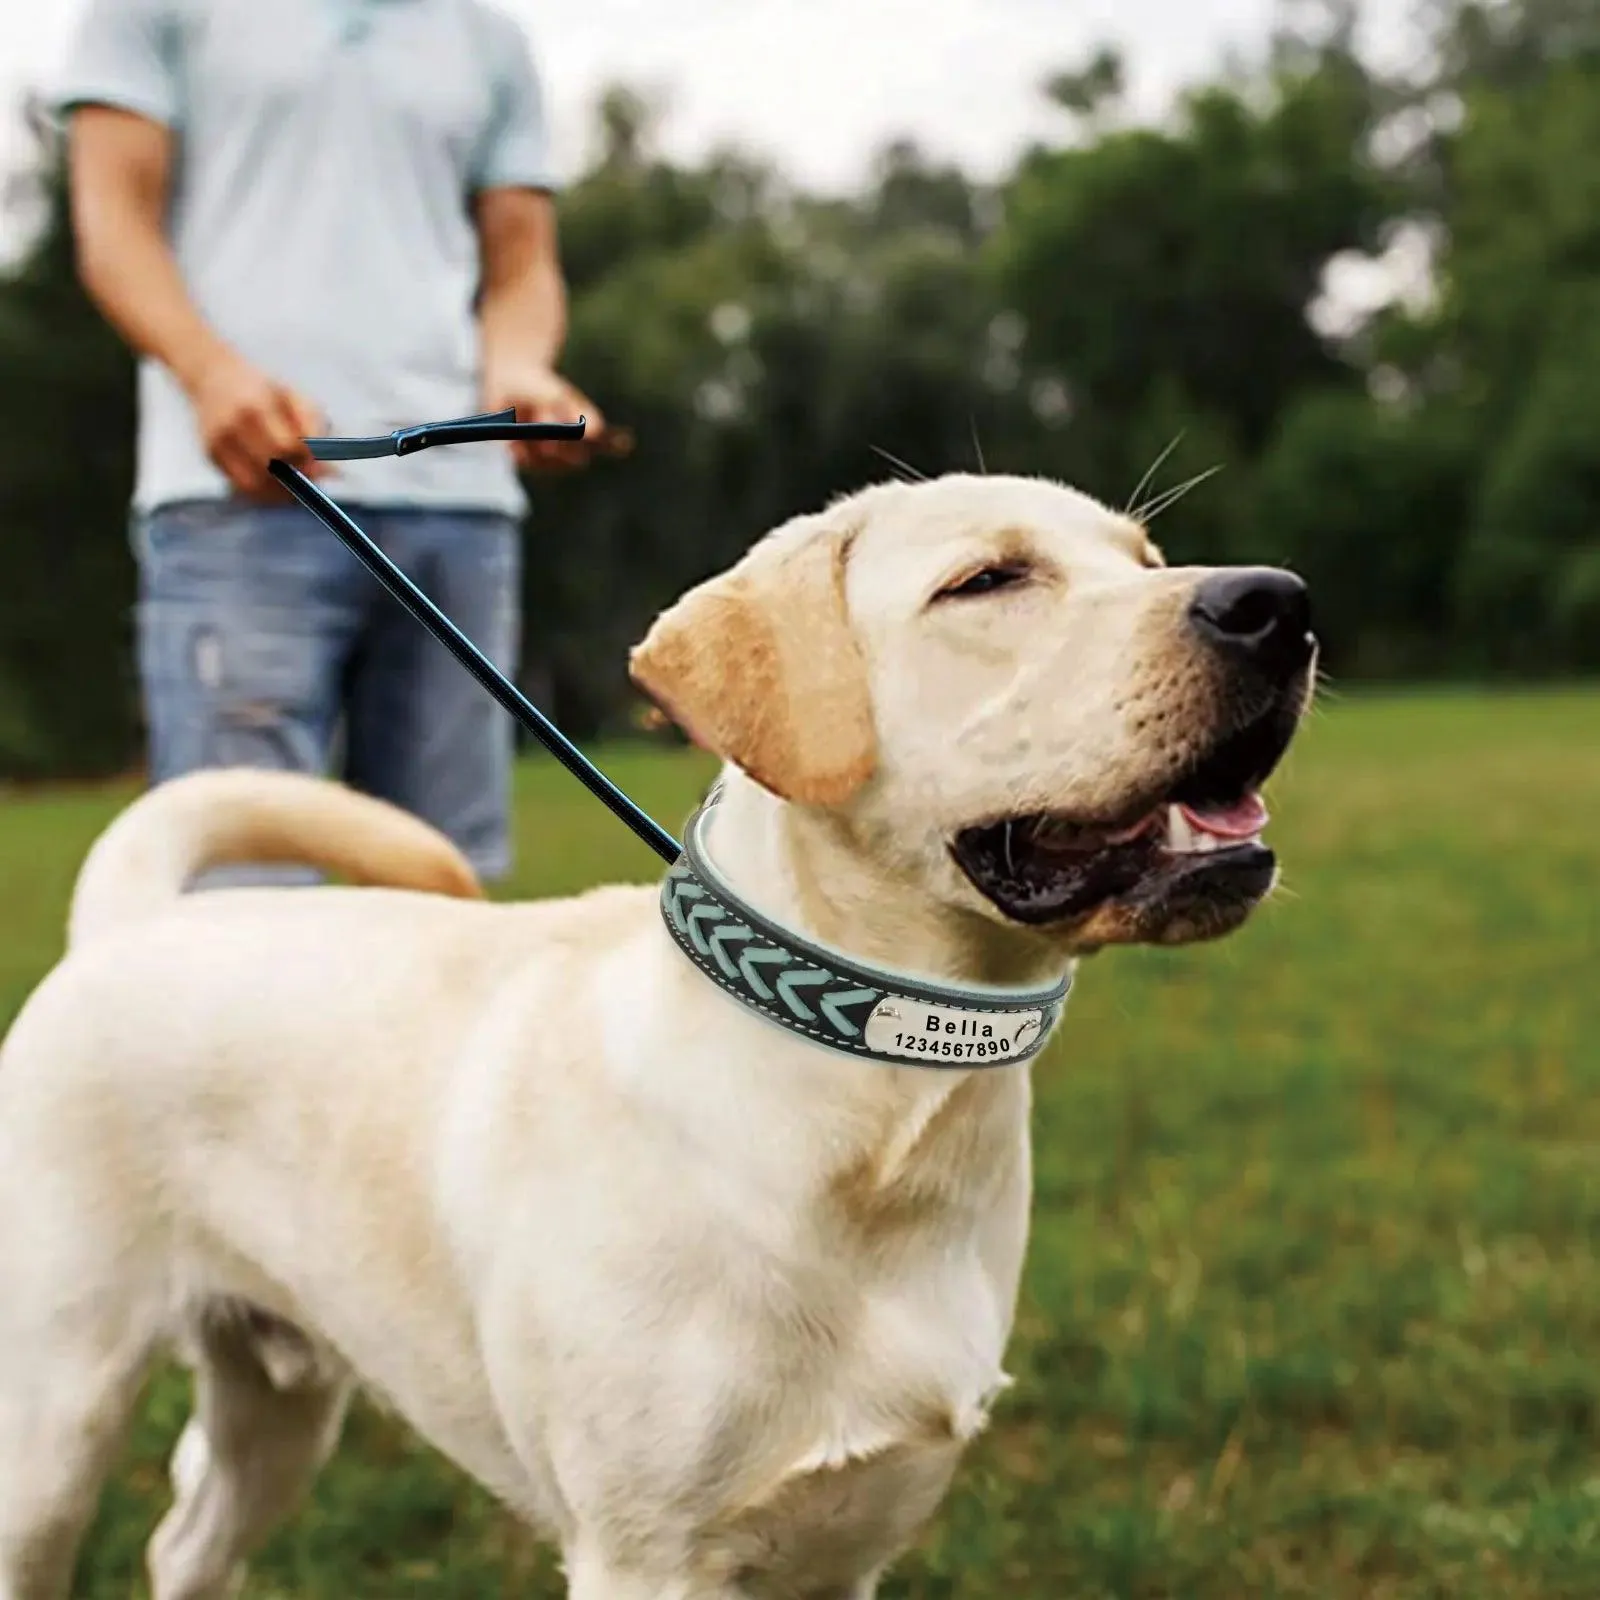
[1044,45,1126,127]
[1455,295,1600,669]
[1380,0,1600,666]
[1,10,1597,781]
[0,109,138,779]
[1251,388,1475,674]
[867,139,988,245]
[1422,0,1600,92]
[995,22,1390,509]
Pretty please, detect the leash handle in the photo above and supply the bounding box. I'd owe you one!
[394,412,586,455]
[267,442,684,866]
[305,408,590,461]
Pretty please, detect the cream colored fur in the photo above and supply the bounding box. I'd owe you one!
[67,767,484,949]
[0,473,1302,1600]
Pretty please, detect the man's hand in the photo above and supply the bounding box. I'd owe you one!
[483,363,606,474]
[66,109,327,501]
[187,353,328,500]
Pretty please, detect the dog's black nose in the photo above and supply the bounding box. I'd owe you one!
[1188,567,1313,677]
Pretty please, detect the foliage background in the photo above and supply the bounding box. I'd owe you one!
[2,0,1599,778]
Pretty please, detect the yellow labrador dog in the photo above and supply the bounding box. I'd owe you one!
[0,472,1314,1600]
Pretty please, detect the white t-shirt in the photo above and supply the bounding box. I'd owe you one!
[55,0,555,514]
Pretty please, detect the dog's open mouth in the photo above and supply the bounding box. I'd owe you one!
[950,699,1299,929]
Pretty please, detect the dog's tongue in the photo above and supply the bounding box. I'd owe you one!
[1178,793,1268,839]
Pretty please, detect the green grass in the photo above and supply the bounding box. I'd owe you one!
[2,688,1598,1598]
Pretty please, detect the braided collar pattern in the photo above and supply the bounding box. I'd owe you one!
[659,791,1070,1069]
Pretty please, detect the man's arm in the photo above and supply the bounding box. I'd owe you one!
[467,13,605,473]
[475,186,601,471]
[69,107,222,392]
[67,105,324,497]
[477,186,566,374]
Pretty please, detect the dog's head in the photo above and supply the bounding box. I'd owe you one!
[630,474,1315,955]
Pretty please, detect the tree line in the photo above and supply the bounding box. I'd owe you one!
[0,0,1596,779]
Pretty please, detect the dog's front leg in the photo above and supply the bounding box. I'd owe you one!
[563,1547,887,1600]
[563,1544,744,1600]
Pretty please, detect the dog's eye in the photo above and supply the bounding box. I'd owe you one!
[935,562,1032,602]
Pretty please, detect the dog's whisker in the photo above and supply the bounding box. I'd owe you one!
[869,444,929,483]
[1135,461,1223,520]
[1123,431,1185,516]
[1003,819,1016,877]
[969,415,988,477]
[1133,463,1224,524]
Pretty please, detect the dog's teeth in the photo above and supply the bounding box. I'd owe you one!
[1163,806,1228,854]
[1163,804,1242,854]
[1165,804,1196,853]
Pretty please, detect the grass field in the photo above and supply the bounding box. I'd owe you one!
[2,687,1598,1599]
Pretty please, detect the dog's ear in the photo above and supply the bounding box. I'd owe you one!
[628,512,877,806]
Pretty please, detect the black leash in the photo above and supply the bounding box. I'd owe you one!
[270,413,1074,1069]
[267,411,682,865]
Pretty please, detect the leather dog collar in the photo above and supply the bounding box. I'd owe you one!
[659,790,1070,1069]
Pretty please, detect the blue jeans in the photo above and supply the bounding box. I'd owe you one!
[133,499,521,884]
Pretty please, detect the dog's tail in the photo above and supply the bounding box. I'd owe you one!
[67,768,485,949]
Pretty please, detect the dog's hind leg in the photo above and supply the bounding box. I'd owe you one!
[0,1282,159,1600]
[146,1308,350,1600]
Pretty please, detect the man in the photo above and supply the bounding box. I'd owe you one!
[57,0,603,884]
